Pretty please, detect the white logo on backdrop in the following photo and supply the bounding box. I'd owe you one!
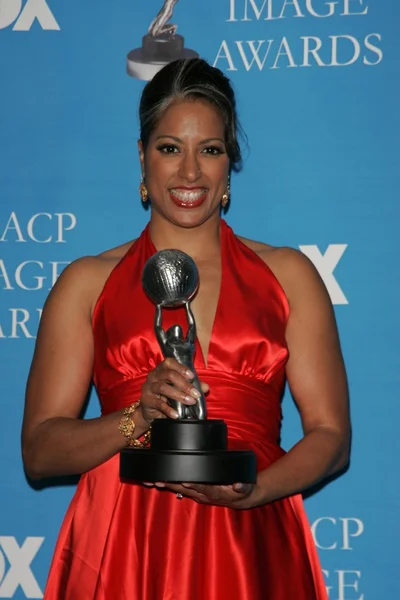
[214,0,383,71]
[300,244,348,305]
[323,570,364,600]
[312,517,364,550]
[311,517,365,600]
[127,0,383,78]
[0,0,59,31]
[0,212,76,339]
[0,537,43,598]
[0,212,76,244]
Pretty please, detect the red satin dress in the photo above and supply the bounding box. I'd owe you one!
[44,220,327,600]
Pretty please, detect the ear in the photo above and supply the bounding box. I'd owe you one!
[138,139,145,176]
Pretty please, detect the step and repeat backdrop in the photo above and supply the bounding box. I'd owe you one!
[0,1,398,598]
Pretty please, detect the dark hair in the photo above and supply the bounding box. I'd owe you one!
[139,58,243,171]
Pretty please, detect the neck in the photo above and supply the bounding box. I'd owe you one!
[148,213,222,261]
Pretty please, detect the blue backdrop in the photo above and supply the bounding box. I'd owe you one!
[0,1,398,597]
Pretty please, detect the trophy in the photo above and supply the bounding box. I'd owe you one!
[119,250,257,483]
[127,0,198,81]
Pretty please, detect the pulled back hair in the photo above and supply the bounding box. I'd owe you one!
[139,58,243,171]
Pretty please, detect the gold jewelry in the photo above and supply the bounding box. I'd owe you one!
[221,179,230,208]
[139,177,148,202]
[118,401,152,448]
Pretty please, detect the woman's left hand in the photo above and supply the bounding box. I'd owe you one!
[144,481,264,509]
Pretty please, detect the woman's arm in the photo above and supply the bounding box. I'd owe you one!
[253,247,350,505]
[162,247,350,508]
[21,258,150,480]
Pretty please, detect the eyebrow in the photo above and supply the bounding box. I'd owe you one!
[155,135,225,144]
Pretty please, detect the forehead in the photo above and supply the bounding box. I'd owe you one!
[151,99,225,138]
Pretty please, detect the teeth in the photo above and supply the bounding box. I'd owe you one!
[170,189,206,202]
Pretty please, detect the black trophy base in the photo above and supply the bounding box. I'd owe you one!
[120,448,256,484]
[142,33,184,61]
[127,34,199,80]
[120,419,257,484]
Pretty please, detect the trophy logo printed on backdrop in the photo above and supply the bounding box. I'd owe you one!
[127,0,198,80]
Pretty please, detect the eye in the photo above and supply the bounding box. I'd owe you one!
[201,146,225,156]
[156,144,180,154]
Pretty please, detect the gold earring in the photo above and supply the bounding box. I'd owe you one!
[221,182,230,208]
[139,177,148,202]
[221,178,231,208]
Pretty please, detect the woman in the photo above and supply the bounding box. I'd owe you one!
[22,58,350,599]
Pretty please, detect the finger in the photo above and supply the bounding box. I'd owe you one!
[162,358,195,380]
[142,394,179,420]
[157,366,201,399]
[155,396,169,418]
[180,483,225,504]
[165,483,209,500]
[186,484,208,496]
[181,482,206,494]
[200,382,210,393]
[151,381,199,406]
[232,483,253,495]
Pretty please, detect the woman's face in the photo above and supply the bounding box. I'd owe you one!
[139,99,230,229]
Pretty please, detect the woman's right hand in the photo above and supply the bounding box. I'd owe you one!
[139,358,208,424]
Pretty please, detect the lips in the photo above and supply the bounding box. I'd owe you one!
[169,188,208,208]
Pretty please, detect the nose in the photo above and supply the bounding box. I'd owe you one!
[178,151,201,183]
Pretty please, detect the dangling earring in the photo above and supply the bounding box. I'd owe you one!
[221,179,230,208]
[139,176,148,202]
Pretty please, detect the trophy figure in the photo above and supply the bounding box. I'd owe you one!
[148,0,180,37]
[155,303,206,420]
[119,250,257,484]
[126,0,199,81]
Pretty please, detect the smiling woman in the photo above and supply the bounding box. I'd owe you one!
[22,58,350,600]
[139,99,230,226]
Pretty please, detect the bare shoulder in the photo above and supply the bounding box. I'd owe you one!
[237,234,328,307]
[45,240,136,316]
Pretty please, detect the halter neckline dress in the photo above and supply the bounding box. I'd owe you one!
[44,219,327,600]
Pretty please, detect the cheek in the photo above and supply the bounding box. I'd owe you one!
[214,164,230,187]
[146,154,174,178]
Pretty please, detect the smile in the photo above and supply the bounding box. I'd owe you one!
[169,188,208,208]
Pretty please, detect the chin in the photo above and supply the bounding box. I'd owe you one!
[170,212,209,229]
[174,205,221,229]
[157,202,218,229]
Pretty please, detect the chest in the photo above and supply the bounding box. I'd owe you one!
[189,259,222,363]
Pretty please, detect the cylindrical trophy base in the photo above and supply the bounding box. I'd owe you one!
[120,448,257,484]
[126,47,199,80]
[151,418,227,451]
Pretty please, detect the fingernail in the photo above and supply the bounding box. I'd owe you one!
[184,395,196,404]
[191,388,201,398]
[171,410,179,419]
[185,369,194,378]
[155,482,165,488]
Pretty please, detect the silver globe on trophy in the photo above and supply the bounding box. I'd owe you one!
[127,0,199,81]
[119,250,257,484]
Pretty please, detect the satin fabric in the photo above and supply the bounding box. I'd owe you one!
[44,220,328,600]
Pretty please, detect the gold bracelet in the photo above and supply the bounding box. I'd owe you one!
[118,401,152,448]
